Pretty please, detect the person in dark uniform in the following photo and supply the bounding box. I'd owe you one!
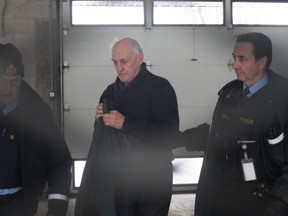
[194,32,288,216]
[0,43,72,216]
[75,37,179,216]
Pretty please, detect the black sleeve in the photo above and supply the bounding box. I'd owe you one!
[179,123,210,151]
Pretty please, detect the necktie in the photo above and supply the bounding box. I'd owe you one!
[243,87,250,99]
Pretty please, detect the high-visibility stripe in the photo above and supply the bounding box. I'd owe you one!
[268,132,284,145]
[48,194,68,201]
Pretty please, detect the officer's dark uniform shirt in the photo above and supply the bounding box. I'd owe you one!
[213,74,274,181]
[0,97,23,195]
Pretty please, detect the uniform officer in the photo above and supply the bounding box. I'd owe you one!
[0,43,72,216]
[195,32,288,216]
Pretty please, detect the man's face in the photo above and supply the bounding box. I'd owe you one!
[111,41,143,86]
[0,75,22,104]
[232,42,267,87]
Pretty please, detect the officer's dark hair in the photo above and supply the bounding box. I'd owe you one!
[236,32,272,70]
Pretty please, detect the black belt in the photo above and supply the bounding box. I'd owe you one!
[216,168,272,197]
[0,190,22,202]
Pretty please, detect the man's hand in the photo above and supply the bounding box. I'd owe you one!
[95,103,104,121]
[102,110,125,129]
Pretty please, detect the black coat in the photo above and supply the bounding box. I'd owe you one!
[103,63,179,156]
[75,63,179,216]
[0,81,72,216]
[195,70,288,216]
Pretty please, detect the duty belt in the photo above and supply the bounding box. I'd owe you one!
[216,168,272,197]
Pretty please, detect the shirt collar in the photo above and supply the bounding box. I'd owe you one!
[3,96,19,115]
[243,73,268,97]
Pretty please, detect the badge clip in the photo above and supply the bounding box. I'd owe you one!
[240,142,257,181]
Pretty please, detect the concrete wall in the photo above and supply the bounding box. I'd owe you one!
[0,0,60,116]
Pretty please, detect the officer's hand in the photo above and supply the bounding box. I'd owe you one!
[47,199,68,216]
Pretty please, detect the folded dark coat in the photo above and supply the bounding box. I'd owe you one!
[74,119,126,216]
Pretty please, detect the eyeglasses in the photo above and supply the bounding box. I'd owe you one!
[0,76,22,87]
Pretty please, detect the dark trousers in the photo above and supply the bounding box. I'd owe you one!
[0,190,30,216]
[116,182,172,216]
[208,175,270,216]
[116,161,173,216]
[76,155,173,216]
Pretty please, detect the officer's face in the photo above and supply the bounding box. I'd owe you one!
[232,42,267,87]
[111,41,143,86]
[0,75,22,104]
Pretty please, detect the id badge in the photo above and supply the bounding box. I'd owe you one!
[241,158,257,181]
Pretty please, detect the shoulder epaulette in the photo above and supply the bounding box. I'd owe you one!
[218,79,241,96]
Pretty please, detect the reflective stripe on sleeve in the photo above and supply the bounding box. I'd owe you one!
[48,194,68,201]
[267,132,284,145]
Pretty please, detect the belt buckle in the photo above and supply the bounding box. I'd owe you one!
[253,183,269,197]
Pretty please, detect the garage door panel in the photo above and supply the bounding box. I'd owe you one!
[64,66,116,109]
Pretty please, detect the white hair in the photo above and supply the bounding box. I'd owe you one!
[110,37,144,57]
